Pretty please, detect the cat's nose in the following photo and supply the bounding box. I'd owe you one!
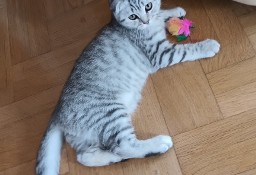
[143,20,149,24]
[141,19,149,24]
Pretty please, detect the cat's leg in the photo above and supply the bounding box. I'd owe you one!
[77,135,173,166]
[160,7,186,21]
[76,148,124,167]
[76,109,173,166]
[149,39,220,71]
[113,135,173,159]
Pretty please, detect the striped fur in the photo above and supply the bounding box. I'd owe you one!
[36,0,220,174]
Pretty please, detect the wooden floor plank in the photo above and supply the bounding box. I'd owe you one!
[62,0,95,12]
[0,0,13,107]
[152,61,222,135]
[231,1,256,17]
[174,108,256,175]
[47,0,110,49]
[216,81,256,118]
[0,109,52,171]
[14,61,74,101]
[44,0,94,21]
[0,160,36,175]
[200,0,255,73]
[44,0,65,21]
[12,39,88,101]
[207,56,256,96]
[238,169,256,175]
[7,0,50,65]
[237,169,256,175]
[249,33,256,50]
[0,156,69,175]
[0,147,69,175]
[239,11,256,36]
[25,0,51,57]
[207,56,256,117]
[0,85,61,129]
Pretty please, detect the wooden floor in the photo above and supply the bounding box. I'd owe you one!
[1,0,256,174]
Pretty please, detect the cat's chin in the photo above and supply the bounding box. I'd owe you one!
[137,24,150,30]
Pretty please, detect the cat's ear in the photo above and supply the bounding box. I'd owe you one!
[109,0,124,13]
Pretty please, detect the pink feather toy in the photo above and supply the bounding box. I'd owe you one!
[166,17,194,42]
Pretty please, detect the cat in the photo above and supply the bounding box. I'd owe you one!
[36,0,220,174]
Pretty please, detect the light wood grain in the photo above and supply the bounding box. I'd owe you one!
[239,11,256,36]
[11,39,86,101]
[44,0,65,21]
[0,147,69,175]
[0,160,36,175]
[44,0,94,21]
[200,0,255,73]
[0,109,52,171]
[207,56,256,117]
[152,61,222,135]
[0,86,61,128]
[231,1,256,17]
[207,56,256,95]
[237,169,256,175]
[216,81,256,118]
[249,33,256,50]
[0,0,13,107]
[47,0,111,49]
[174,108,256,175]
[7,0,50,65]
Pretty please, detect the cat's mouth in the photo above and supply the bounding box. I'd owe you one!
[137,21,150,30]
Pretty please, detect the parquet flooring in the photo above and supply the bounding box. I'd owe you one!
[1,0,256,174]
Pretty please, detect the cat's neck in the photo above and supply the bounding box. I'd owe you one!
[110,17,149,43]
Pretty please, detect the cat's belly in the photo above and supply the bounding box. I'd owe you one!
[119,91,141,115]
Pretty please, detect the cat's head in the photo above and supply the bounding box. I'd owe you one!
[110,0,161,30]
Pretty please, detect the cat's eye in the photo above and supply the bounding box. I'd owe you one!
[145,2,152,12]
[128,14,138,20]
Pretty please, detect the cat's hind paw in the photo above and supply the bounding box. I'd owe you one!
[144,135,173,158]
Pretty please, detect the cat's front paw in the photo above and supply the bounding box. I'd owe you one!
[201,39,220,58]
[175,7,186,17]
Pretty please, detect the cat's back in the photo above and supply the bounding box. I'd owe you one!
[54,23,150,117]
[67,23,150,89]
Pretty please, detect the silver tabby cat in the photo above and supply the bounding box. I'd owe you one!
[36,0,220,174]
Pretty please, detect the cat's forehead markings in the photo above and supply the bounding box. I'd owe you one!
[131,5,139,12]
[136,0,142,9]
[128,0,137,12]
[130,0,141,10]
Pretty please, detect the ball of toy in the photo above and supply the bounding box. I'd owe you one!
[166,17,193,41]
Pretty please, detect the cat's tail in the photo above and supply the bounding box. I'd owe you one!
[36,123,63,175]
